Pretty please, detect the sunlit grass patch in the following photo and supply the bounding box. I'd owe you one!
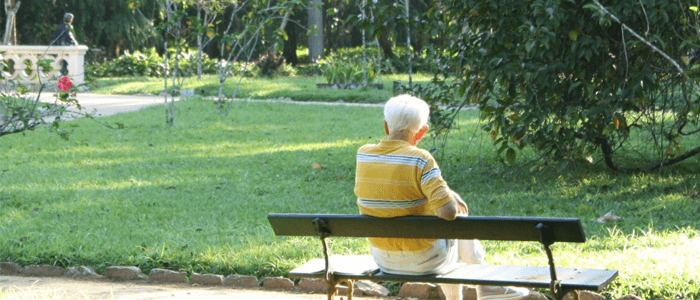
[1,97,699,299]
[92,74,434,104]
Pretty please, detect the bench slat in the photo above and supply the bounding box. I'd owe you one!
[268,214,586,243]
[289,255,618,292]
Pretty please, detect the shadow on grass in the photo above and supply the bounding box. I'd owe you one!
[1,98,698,298]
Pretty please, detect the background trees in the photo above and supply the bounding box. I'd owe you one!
[0,0,427,64]
[9,0,159,57]
[4,0,699,171]
[419,0,700,172]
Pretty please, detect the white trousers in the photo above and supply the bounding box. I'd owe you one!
[442,239,486,300]
[371,239,486,300]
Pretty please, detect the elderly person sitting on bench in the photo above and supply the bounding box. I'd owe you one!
[354,94,530,300]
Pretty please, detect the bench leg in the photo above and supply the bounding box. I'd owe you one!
[327,280,337,300]
[326,279,355,300]
[327,285,335,300]
[346,279,354,300]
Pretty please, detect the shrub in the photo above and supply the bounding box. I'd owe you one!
[217,60,259,78]
[322,46,437,75]
[90,49,164,77]
[319,52,377,84]
[0,71,82,138]
[275,63,298,77]
[257,53,284,77]
[294,63,322,77]
[88,49,219,78]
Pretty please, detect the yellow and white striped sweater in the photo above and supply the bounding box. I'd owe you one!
[354,140,453,252]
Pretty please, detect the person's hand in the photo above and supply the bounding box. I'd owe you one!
[451,191,469,216]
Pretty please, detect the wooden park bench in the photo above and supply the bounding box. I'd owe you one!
[267,214,618,300]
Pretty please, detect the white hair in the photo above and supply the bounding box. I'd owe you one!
[383,94,430,134]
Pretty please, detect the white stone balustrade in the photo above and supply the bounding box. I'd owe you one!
[0,45,88,90]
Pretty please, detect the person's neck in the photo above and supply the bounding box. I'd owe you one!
[386,129,412,143]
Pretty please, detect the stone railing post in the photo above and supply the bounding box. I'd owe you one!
[0,45,89,90]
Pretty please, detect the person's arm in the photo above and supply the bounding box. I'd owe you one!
[435,191,468,221]
[436,199,458,220]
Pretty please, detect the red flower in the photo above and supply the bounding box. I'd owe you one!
[58,76,72,92]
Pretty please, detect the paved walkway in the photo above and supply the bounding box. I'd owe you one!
[0,275,365,300]
[33,93,181,118]
[32,92,385,120]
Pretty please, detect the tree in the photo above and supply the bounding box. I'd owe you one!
[401,0,411,87]
[422,0,700,172]
[307,0,322,62]
[281,8,299,65]
[352,0,435,74]
[193,0,228,80]
[2,0,19,45]
[215,0,301,114]
[156,0,188,126]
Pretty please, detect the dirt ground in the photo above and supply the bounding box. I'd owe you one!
[0,275,377,300]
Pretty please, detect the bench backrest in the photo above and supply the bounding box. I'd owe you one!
[268,214,586,243]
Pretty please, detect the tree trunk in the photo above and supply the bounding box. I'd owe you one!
[272,10,291,63]
[161,0,179,126]
[412,35,423,58]
[282,22,298,65]
[378,26,395,60]
[361,0,367,86]
[404,0,412,88]
[3,0,20,45]
[163,37,170,123]
[168,23,181,126]
[307,0,323,63]
[196,6,203,80]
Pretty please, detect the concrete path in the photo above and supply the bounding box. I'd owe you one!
[32,93,179,118]
[0,275,362,300]
[32,92,385,120]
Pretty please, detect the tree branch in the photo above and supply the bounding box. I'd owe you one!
[592,0,697,91]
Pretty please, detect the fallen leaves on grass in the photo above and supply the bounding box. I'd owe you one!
[597,211,622,224]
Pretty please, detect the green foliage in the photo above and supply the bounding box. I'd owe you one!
[319,51,378,84]
[174,51,220,77]
[0,56,84,138]
[0,90,75,138]
[88,49,164,77]
[90,73,434,103]
[276,63,299,77]
[15,0,159,57]
[423,0,700,172]
[87,49,221,78]
[345,1,442,75]
[257,53,284,77]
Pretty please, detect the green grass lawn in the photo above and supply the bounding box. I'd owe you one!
[1,79,699,299]
[90,74,433,103]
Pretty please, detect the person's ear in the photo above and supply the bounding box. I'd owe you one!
[411,125,429,145]
[384,120,390,136]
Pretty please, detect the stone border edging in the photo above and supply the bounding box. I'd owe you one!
[0,262,644,300]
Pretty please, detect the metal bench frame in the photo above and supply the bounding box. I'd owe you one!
[268,214,618,300]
